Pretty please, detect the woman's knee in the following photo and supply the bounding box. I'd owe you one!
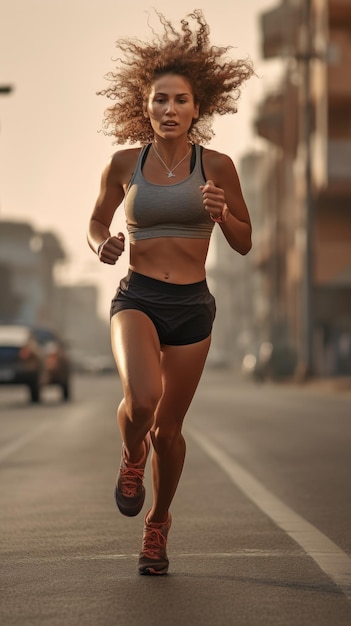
[123,390,161,424]
[151,426,185,456]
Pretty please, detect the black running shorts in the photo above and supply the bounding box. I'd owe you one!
[110,270,216,346]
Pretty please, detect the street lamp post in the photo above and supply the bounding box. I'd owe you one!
[303,0,314,378]
[0,84,14,217]
[296,0,314,379]
[0,86,13,94]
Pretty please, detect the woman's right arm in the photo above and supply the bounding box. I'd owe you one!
[87,154,126,265]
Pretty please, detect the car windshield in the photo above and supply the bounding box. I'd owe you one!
[0,347,21,359]
[32,328,56,344]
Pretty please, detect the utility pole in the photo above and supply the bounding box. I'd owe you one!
[297,0,314,378]
[304,0,314,378]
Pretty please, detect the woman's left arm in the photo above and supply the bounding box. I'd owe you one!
[200,151,252,255]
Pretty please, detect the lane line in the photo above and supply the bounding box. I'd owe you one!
[6,549,304,563]
[0,422,53,462]
[0,404,92,462]
[186,425,351,601]
[85,550,304,561]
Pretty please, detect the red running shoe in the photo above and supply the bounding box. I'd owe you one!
[138,510,172,575]
[114,435,150,517]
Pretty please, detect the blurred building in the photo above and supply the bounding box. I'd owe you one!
[0,220,111,362]
[0,221,65,324]
[243,0,351,377]
[209,0,351,377]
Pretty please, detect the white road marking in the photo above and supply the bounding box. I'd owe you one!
[186,425,351,601]
[0,422,53,462]
[0,404,92,462]
[85,549,304,560]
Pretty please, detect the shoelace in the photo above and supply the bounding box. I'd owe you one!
[119,466,144,497]
[142,526,167,559]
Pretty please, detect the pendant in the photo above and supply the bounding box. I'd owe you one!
[167,172,175,178]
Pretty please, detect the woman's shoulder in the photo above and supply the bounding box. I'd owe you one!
[110,146,143,168]
[201,146,235,175]
[103,146,143,183]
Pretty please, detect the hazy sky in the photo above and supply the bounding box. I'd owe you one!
[0,0,277,319]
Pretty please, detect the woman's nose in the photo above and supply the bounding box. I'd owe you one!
[165,100,176,113]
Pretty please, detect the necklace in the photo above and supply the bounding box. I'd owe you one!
[152,143,192,178]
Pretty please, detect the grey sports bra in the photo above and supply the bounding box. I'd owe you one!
[124,143,215,242]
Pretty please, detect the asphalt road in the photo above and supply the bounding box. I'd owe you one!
[1,369,351,626]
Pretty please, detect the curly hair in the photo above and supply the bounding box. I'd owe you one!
[97,9,254,145]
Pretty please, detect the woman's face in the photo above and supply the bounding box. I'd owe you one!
[144,74,199,139]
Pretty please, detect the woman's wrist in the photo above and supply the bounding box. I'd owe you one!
[210,203,229,224]
[97,238,109,256]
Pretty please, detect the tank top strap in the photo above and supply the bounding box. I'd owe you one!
[140,143,152,170]
[128,142,205,190]
[126,144,150,192]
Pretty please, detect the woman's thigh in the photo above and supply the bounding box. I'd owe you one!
[111,309,163,406]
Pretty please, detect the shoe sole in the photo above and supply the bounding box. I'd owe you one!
[139,566,169,575]
[114,484,145,517]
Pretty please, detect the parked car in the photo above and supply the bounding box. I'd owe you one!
[31,326,72,401]
[0,324,46,402]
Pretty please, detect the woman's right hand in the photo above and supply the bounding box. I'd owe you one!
[98,232,125,265]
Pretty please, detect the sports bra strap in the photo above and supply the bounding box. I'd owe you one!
[141,143,205,177]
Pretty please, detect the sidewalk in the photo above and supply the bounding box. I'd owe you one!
[295,375,351,393]
[203,364,351,395]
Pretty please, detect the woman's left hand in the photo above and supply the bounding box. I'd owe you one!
[200,180,226,221]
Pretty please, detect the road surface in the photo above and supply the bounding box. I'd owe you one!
[1,368,351,625]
